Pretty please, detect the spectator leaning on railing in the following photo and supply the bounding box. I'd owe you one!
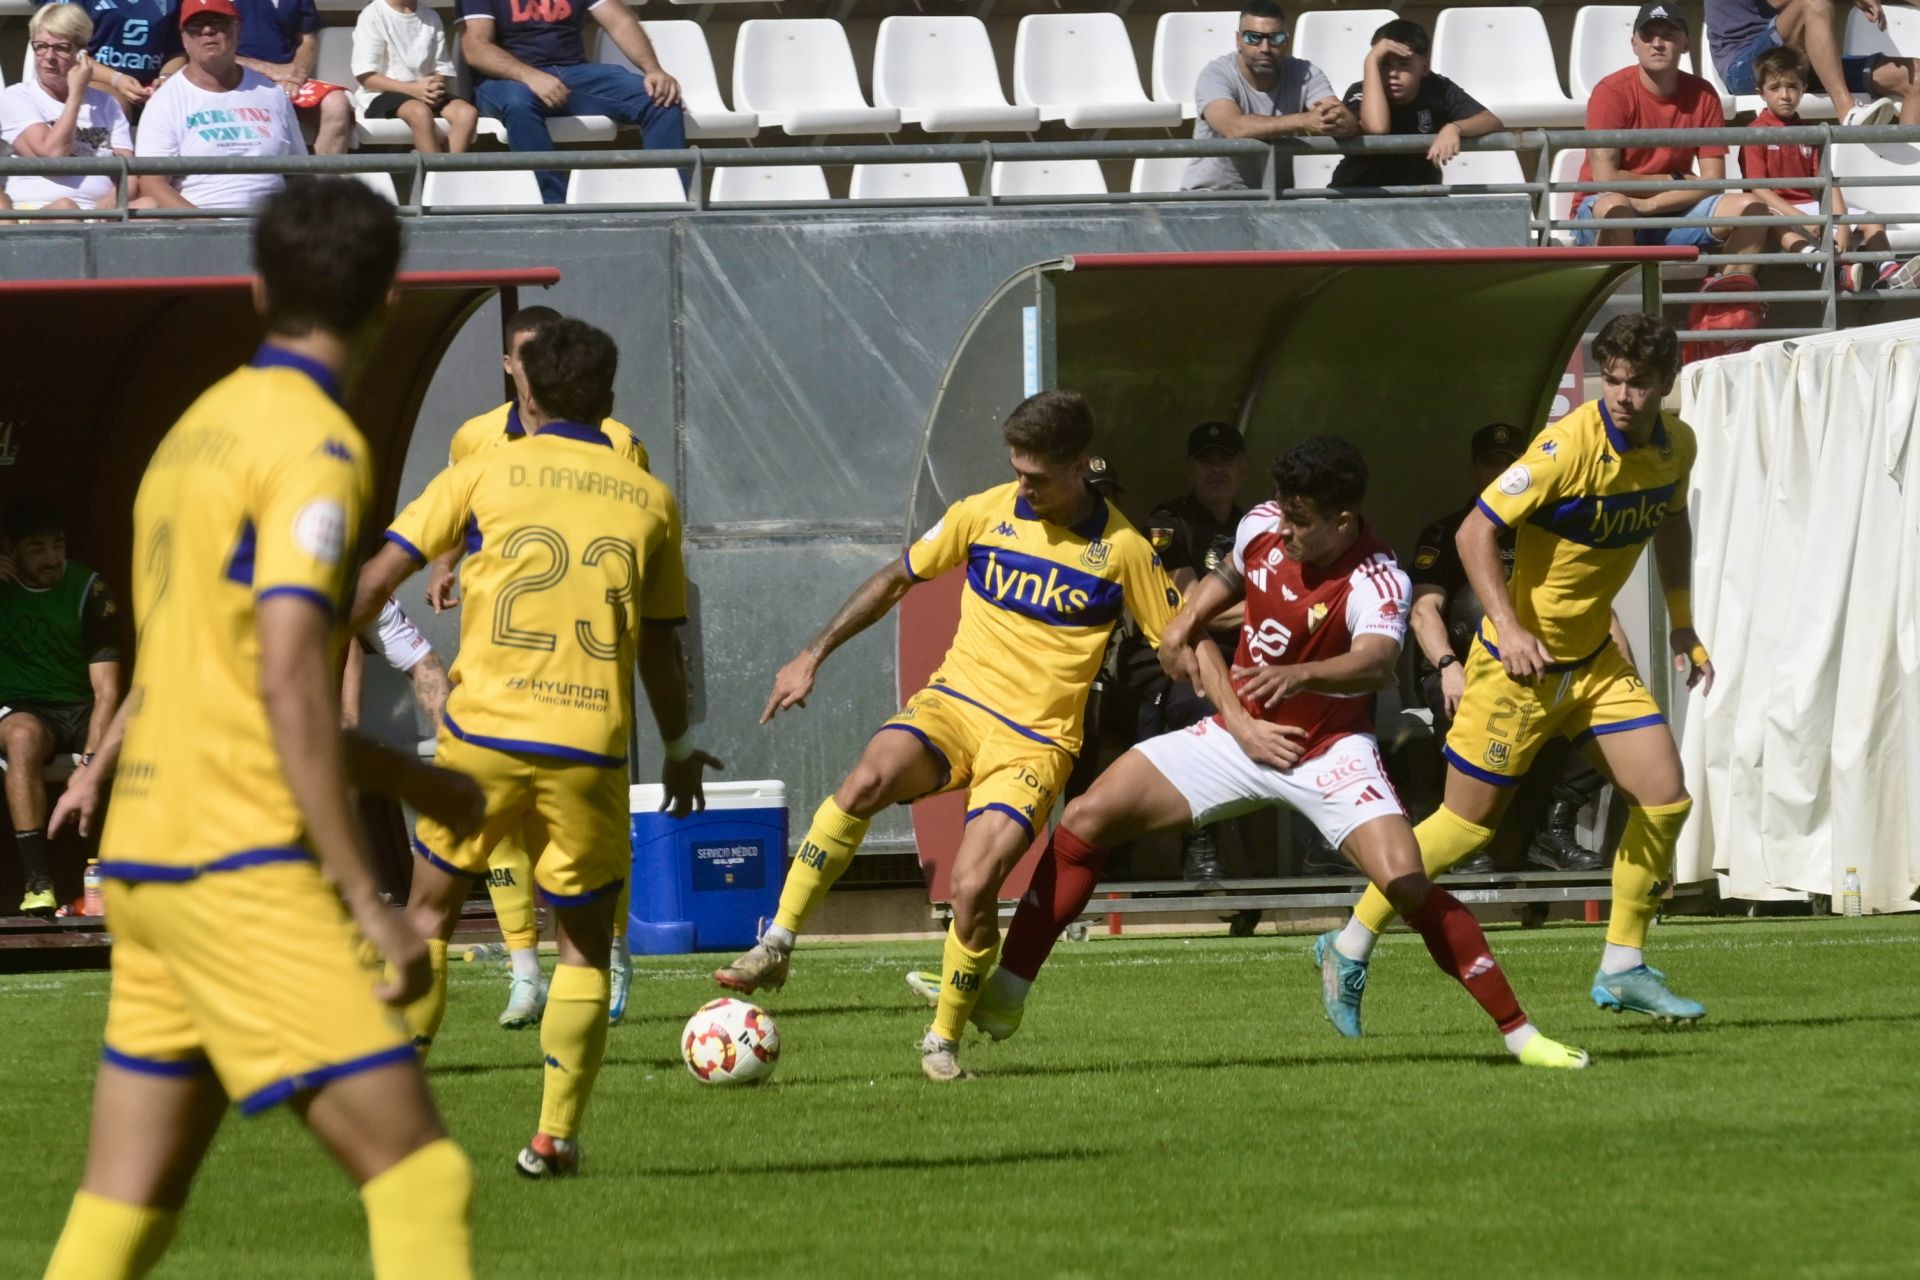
[133,0,306,212]
[1183,0,1357,193]
[2,5,147,214]
[352,0,478,155]
[1330,17,1502,189]
[228,0,349,155]
[1708,0,1920,127]
[1574,4,1770,280]
[456,0,686,205]
[49,0,186,119]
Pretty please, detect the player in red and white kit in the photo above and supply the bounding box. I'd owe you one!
[934,437,1588,1069]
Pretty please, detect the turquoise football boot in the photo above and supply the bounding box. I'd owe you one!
[1312,929,1367,1038]
[1591,964,1705,1023]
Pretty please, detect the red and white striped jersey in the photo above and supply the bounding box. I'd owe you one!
[1223,504,1411,760]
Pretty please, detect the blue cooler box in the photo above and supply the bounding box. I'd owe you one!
[628,780,788,955]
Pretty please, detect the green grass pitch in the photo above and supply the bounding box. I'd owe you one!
[4,916,1916,1279]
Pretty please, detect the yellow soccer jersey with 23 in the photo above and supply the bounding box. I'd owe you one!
[904,481,1180,754]
[387,420,685,766]
[448,401,649,472]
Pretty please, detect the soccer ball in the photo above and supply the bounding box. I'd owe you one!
[681,997,780,1085]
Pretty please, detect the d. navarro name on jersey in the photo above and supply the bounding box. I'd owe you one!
[968,546,1124,626]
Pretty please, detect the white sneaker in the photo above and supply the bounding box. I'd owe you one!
[904,969,941,1008]
[919,1028,966,1082]
[608,937,632,1026]
[499,971,547,1029]
[1842,97,1899,127]
[1879,257,1920,291]
[713,938,790,994]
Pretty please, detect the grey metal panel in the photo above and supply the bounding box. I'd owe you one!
[0,232,92,284]
[1247,195,1534,251]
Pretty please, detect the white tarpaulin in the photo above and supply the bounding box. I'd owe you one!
[1678,320,1920,912]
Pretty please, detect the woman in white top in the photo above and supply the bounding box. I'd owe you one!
[0,5,146,213]
[351,0,478,154]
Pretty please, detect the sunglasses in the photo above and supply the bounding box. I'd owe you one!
[1239,31,1289,47]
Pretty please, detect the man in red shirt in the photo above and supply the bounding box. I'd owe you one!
[1573,3,1768,274]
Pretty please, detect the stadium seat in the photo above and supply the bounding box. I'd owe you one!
[848,163,972,200]
[709,164,831,204]
[872,17,1040,133]
[1569,5,1695,100]
[598,23,758,140]
[354,170,400,203]
[1847,3,1920,56]
[990,160,1108,197]
[1012,14,1182,129]
[1291,155,1338,191]
[1431,7,1584,128]
[1696,22,1767,118]
[564,166,689,206]
[1291,8,1398,96]
[733,20,901,136]
[1831,136,1920,249]
[440,36,605,144]
[1150,10,1240,119]
[1130,156,1193,193]
[1545,147,1586,245]
[420,168,544,209]
[1441,148,1528,194]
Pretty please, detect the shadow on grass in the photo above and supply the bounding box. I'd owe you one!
[1696,1010,1919,1032]
[614,1001,907,1028]
[627,1144,1115,1179]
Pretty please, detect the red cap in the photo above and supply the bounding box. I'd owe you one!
[179,0,239,27]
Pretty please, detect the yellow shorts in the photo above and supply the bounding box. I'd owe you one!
[880,685,1074,838]
[413,732,630,906]
[1444,635,1666,786]
[100,856,412,1115]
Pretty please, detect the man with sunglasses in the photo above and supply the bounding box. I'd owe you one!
[1184,1,1356,192]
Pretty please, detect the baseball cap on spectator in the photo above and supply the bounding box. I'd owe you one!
[1187,421,1245,459]
[1633,2,1688,35]
[1471,422,1524,462]
[180,0,238,26]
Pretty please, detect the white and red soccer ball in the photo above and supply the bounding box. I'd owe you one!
[681,997,781,1085]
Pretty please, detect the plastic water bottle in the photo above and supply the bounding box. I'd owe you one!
[1841,867,1863,918]
[82,861,103,917]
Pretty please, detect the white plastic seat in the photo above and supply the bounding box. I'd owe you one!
[420,168,544,208]
[1696,22,1768,118]
[1569,5,1695,100]
[872,17,1039,133]
[1291,155,1339,191]
[1431,7,1584,128]
[848,163,971,200]
[1846,4,1920,56]
[1291,8,1398,97]
[733,19,900,136]
[991,160,1108,197]
[1130,156,1193,193]
[596,23,758,141]
[1150,10,1240,119]
[1831,137,1920,249]
[564,166,688,206]
[1012,14,1182,129]
[709,164,831,204]
[1546,147,1586,245]
[1441,149,1528,193]
[354,170,400,202]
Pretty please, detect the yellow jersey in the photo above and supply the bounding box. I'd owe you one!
[101,347,372,877]
[1477,398,1697,662]
[904,482,1180,753]
[387,420,685,766]
[448,401,650,472]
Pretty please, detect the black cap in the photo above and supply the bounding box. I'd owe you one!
[1633,2,1689,35]
[1186,421,1245,459]
[1471,422,1524,461]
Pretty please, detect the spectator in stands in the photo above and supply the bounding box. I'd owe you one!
[134,0,306,212]
[456,0,686,205]
[2,5,143,213]
[1330,18,1503,189]
[58,0,184,118]
[229,0,350,154]
[0,497,121,918]
[1574,4,1771,282]
[1741,44,1919,289]
[352,0,478,155]
[1184,0,1357,192]
[1707,0,1920,126]
[1406,425,1607,875]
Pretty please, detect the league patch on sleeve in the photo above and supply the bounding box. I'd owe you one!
[292,499,348,565]
[919,518,945,543]
[1414,547,1440,569]
[1498,465,1532,496]
[1149,526,1174,551]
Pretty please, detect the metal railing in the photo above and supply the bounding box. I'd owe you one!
[7,125,1920,339]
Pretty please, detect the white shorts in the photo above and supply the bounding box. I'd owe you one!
[1133,719,1407,849]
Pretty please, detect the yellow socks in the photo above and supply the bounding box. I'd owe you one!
[931,929,998,1043]
[1351,806,1494,934]
[771,798,870,935]
[43,1191,177,1280]
[538,964,610,1140]
[401,938,450,1053]
[1607,798,1692,949]
[361,1137,474,1280]
[488,836,538,953]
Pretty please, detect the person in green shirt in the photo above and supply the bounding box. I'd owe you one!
[0,496,121,917]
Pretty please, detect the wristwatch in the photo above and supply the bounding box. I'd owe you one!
[1435,655,1460,672]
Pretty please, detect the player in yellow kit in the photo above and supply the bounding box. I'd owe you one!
[428,305,653,1033]
[714,390,1181,1081]
[40,181,474,1280]
[1315,313,1716,1034]
[351,317,718,1178]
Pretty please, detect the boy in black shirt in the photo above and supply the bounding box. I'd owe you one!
[1330,18,1501,189]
